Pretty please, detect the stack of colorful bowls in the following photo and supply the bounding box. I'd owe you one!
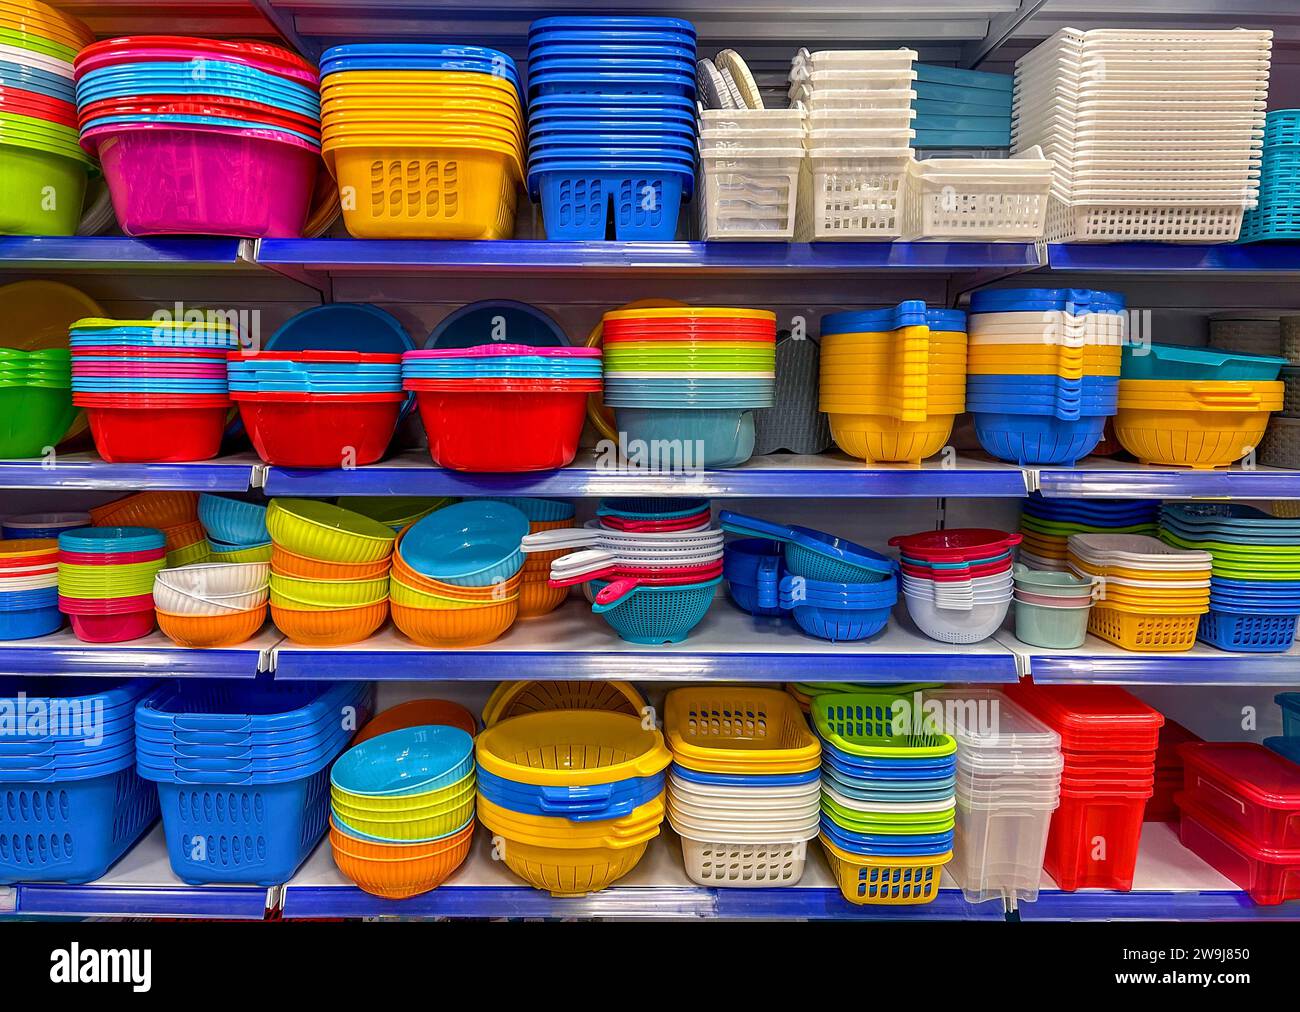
[0,347,73,456]
[1117,342,1286,469]
[966,288,1125,465]
[475,710,671,896]
[664,687,822,888]
[485,496,576,619]
[820,302,968,464]
[198,493,270,564]
[329,725,477,899]
[890,528,1020,644]
[266,498,395,646]
[1016,492,1159,572]
[0,0,95,235]
[389,500,526,647]
[58,526,166,642]
[403,345,601,471]
[526,15,696,239]
[601,307,776,468]
[0,537,59,638]
[88,490,208,568]
[1159,503,1300,654]
[230,350,404,468]
[74,36,322,237]
[812,691,958,906]
[319,43,523,239]
[1066,533,1212,652]
[2,511,88,539]
[1012,564,1096,650]
[152,561,269,648]
[70,316,236,462]
[525,500,724,643]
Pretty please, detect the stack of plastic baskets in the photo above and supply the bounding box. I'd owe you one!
[819,302,967,463]
[911,64,1012,150]
[1159,502,1300,653]
[1117,342,1285,469]
[1012,564,1096,650]
[487,496,575,618]
[966,287,1125,465]
[320,43,523,239]
[70,316,237,463]
[601,306,776,467]
[1017,492,1158,572]
[0,0,95,236]
[58,526,166,642]
[788,48,917,240]
[1240,110,1300,242]
[526,16,696,240]
[229,350,404,468]
[474,710,671,895]
[0,347,73,456]
[403,345,601,471]
[198,493,270,563]
[481,678,646,726]
[267,498,395,646]
[74,36,322,238]
[1012,28,1273,243]
[0,677,157,883]
[525,500,723,644]
[389,500,525,647]
[900,145,1052,241]
[1067,533,1212,652]
[812,691,957,906]
[663,687,822,887]
[0,537,60,638]
[1005,682,1163,891]
[924,686,1063,909]
[329,725,476,899]
[1175,742,1300,905]
[891,528,1020,644]
[136,679,370,885]
[696,105,804,239]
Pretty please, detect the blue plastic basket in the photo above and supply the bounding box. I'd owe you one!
[822,750,957,786]
[533,166,690,240]
[820,301,967,336]
[0,766,158,884]
[477,765,663,821]
[970,287,1125,315]
[723,538,784,617]
[590,577,720,644]
[783,602,893,642]
[135,680,368,742]
[819,817,954,857]
[671,762,819,788]
[972,412,1108,465]
[719,511,896,583]
[1198,609,1300,653]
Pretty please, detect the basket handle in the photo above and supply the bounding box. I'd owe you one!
[591,586,646,614]
[754,555,782,610]
[166,769,256,784]
[521,528,598,553]
[593,578,642,606]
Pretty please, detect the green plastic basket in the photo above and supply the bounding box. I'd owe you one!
[821,796,956,834]
[812,691,957,759]
[1020,514,1157,537]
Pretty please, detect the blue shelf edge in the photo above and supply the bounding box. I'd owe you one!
[0,459,257,492]
[1019,889,1300,920]
[13,882,271,919]
[1027,653,1300,685]
[1035,466,1300,499]
[1046,243,1300,273]
[0,237,248,268]
[0,643,267,677]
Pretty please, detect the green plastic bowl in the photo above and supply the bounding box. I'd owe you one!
[0,141,88,236]
[1014,598,1091,649]
[0,25,78,62]
[0,385,76,456]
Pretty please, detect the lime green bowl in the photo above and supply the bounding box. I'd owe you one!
[0,386,76,456]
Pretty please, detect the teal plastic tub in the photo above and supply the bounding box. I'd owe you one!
[1014,598,1091,649]
[1120,343,1286,382]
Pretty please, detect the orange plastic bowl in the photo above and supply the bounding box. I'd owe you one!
[156,604,268,648]
[89,491,199,528]
[391,596,517,647]
[271,544,392,581]
[529,518,574,533]
[271,599,389,646]
[329,819,475,899]
[354,699,477,743]
[518,575,569,619]
[391,553,523,600]
[160,519,207,552]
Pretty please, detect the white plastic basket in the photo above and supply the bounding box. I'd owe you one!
[805,127,913,149]
[790,47,917,74]
[1044,195,1248,242]
[797,88,916,112]
[698,106,805,130]
[677,835,811,888]
[795,150,911,240]
[698,151,803,240]
[900,150,1052,241]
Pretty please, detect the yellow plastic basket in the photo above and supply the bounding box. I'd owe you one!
[1114,404,1275,470]
[664,687,820,773]
[482,680,646,726]
[820,835,951,905]
[476,792,664,846]
[1068,555,1210,583]
[475,710,670,787]
[489,832,655,896]
[827,412,957,463]
[1088,603,1202,652]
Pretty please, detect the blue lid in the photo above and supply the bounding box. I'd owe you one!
[529,15,696,34]
[820,301,968,335]
[59,526,165,553]
[399,501,528,579]
[719,511,897,577]
[969,288,1126,313]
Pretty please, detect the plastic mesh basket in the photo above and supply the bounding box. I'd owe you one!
[1198,609,1300,653]
[535,170,687,240]
[1044,196,1247,244]
[678,836,810,886]
[819,834,950,905]
[591,578,719,644]
[794,154,909,240]
[1088,605,1200,652]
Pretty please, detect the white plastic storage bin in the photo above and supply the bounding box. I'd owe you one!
[952,795,1059,907]
[698,150,804,239]
[676,834,812,887]
[900,147,1052,240]
[795,150,912,240]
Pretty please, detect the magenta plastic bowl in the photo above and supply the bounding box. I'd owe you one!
[80,121,320,238]
[72,364,229,377]
[67,609,157,643]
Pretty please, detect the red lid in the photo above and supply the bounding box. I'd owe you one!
[73,393,232,407]
[889,528,1023,559]
[1004,683,1165,738]
[228,350,401,364]
[900,556,1012,581]
[1180,742,1300,811]
[75,36,318,79]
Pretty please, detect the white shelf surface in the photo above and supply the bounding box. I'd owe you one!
[269,599,1021,682]
[0,626,277,676]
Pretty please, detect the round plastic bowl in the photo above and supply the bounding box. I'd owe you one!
[903,591,1010,645]
[66,606,156,643]
[613,406,757,469]
[412,386,588,472]
[269,572,388,609]
[1015,598,1091,650]
[354,699,476,743]
[972,413,1108,466]
[154,561,269,596]
[329,818,474,899]
[332,724,474,797]
[1114,405,1274,470]
[270,544,391,581]
[265,499,396,564]
[152,581,267,616]
[390,596,518,648]
[0,385,76,456]
[83,123,317,238]
[827,413,957,465]
[590,577,719,644]
[270,599,388,646]
[231,391,402,468]
[156,604,267,648]
[78,399,228,463]
[196,495,268,544]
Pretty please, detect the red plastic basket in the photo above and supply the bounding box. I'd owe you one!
[889,528,1023,561]
[1045,790,1151,891]
[231,390,402,468]
[412,387,589,472]
[1003,684,1164,752]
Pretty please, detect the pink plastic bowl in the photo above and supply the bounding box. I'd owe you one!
[73,364,228,378]
[82,122,320,238]
[67,609,157,643]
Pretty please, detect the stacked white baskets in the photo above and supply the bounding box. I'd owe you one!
[789,48,918,240]
[900,146,1053,241]
[928,687,1064,910]
[697,105,806,239]
[1012,28,1273,243]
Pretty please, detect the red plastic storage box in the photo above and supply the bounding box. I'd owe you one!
[1044,787,1152,891]
[1179,742,1300,849]
[1176,793,1300,906]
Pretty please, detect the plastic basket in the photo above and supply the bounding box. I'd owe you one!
[1198,609,1299,653]
[697,152,801,240]
[819,833,950,905]
[664,687,821,773]
[794,152,910,240]
[533,168,687,240]
[590,577,719,644]
[812,691,957,760]
[1088,603,1200,651]
[677,835,810,887]
[1043,195,1247,243]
